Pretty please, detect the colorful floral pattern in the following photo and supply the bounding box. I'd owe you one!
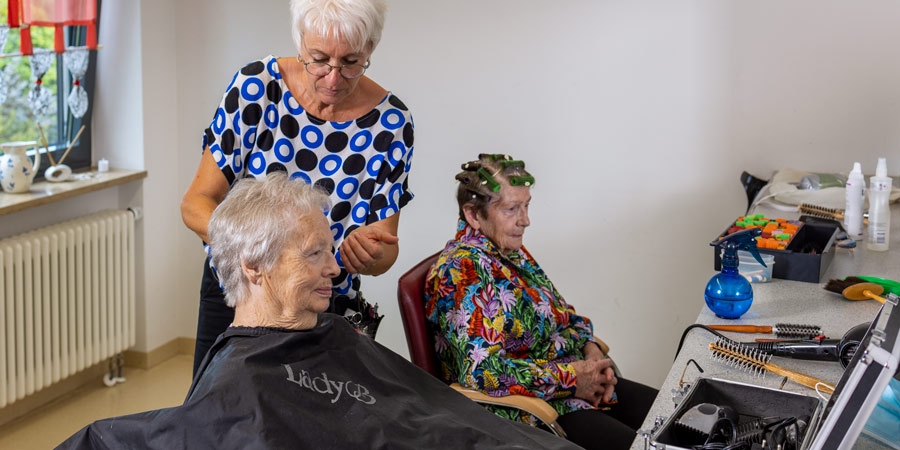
[425,219,596,425]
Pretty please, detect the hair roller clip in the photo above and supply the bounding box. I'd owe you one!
[461,161,482,171]
[509,174,535,187]
[477,167,501,192]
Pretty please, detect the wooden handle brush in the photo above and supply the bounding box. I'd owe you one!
[708,323,820,338]
[824,277,887,304]
[709,339,835,394]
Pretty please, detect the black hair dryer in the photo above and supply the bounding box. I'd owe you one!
[748,323,868,368]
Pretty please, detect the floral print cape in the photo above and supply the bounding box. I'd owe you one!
[425,220,599,425]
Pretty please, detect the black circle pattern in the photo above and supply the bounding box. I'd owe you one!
[204,56,416,302]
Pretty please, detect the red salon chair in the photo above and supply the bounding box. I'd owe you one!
[398,251,613,437]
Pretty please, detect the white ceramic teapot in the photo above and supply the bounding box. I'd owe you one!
[0,141,40,193]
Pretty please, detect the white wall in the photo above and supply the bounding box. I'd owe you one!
[6,0,898,388]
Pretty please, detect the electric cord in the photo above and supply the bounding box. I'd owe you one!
[675,324,732,361]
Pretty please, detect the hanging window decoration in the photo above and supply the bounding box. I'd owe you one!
[10,0,98,56]
[64,47,87,117]
[26,49,51,116]
[0,25,9,104]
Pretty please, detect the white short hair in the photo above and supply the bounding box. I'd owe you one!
[208,173,331,308]
[290,0,388,54]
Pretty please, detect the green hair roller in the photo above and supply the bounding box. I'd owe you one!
[477,168,501,192]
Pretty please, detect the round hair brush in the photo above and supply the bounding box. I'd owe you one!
[707,323,821,339]
[709,339,835,394]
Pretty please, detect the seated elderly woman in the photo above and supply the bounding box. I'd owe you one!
[425,154,659,450]
[57,173,579,450]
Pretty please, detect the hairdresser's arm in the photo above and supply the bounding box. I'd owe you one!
[181,148,230,243]
[339,213,400,276]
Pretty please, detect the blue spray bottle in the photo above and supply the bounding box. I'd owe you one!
[706,228,766,319]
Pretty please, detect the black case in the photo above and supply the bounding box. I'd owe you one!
[713,223,839,283]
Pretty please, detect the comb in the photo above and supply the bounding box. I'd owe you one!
[709,339,834,394]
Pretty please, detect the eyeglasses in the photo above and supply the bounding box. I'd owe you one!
[297,55,369,79]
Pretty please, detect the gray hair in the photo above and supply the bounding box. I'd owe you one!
[208,172,331,308]
[290,0,388,54]
[455,154,534,221]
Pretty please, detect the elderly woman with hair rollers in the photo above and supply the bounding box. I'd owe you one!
[424,154,658,450]
[57,174,580,449]
[181,0,414,375]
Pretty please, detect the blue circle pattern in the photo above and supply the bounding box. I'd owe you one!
[319,154,342,176]
[213,109,226,134]
[233,147,243,172]
[388,141,406,166]
[283,91,304,115]
[330,120,354,130]
[248,152,266,175]
[266,58,282,80]
[380,108,405,130]
[205,57,415,302]
[243,127,257,150]
[336,177,359,200]
[265,104,279,128]
[241,78,264,102]
[350,130,372,152]
[366,154,385,177]
[291,171,311,183]
[232,112,242,136]
[274,138,294,163]
[301,125,323,148]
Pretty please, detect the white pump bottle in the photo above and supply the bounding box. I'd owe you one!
[867,158,892,252]
[844,162,865,240]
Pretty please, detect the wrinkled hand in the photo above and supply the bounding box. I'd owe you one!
[339,225,399,274]
[571,358,617,407]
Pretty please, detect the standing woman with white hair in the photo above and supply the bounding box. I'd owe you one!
[181,0,414,375]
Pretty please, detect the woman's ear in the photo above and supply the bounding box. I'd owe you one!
[240,258,264,286]
[462,204,481,230]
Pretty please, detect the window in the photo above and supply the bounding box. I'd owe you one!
[0,7,97,177]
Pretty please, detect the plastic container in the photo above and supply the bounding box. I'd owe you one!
[844,162,865,240]
[867,157,892,252]
[706,228,763,319]
[737,250,775,283]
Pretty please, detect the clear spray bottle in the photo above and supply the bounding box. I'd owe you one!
[867,157,892,252]
[706,228,765,319]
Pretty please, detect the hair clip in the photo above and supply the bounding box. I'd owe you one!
[477,167,501,192]
[461,161,482,171]
[509,174,534,187]
[455,173,471,183]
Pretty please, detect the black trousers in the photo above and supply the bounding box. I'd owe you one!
[193,258,234,376]
[556,378,658,450]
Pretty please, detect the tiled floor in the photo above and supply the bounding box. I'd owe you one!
[0,354,193,449]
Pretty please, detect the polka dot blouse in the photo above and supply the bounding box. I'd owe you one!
[203,55,415,302]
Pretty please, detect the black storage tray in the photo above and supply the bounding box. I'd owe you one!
[713,223,839,283]
[652,378,822,449]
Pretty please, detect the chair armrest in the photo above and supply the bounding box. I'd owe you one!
[449,383,561,431]
[593,336,610,355]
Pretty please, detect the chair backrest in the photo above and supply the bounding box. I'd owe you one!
[397,251,442,378]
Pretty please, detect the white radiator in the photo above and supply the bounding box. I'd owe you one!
[0,209,135,408]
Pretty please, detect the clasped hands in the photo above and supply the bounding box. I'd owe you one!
[339,224,399,274]
[571,343,617,407]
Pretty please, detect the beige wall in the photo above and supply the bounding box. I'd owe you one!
[4,0,898,387]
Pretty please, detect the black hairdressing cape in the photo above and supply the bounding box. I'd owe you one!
[56,313,579,449]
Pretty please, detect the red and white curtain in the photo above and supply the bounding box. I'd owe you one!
[7,0,97,55]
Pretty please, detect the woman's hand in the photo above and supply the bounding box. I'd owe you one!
[340,224,399,275]
[571,358,618,407]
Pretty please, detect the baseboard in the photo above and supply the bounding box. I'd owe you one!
[0,337,195,428]
[0,362,108,428]
[124,337,195,370]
